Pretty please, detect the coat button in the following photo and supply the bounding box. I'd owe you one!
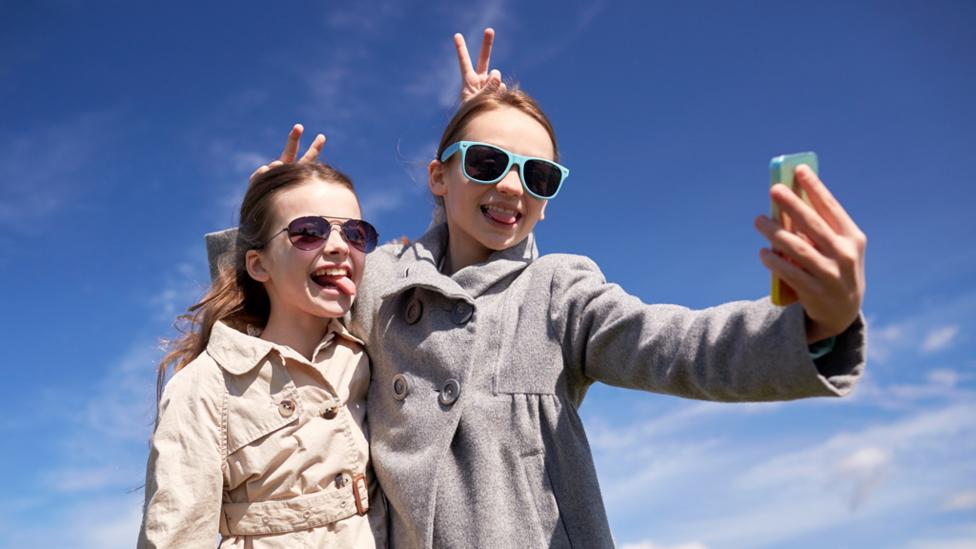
[303,510,311,519]
[336,473,350,487]
[278,399,296,417]
[404,298,423,325]
[451,301,474,325]
[321,401,339,419]
[392,374,410,401]
[439,378,461,406]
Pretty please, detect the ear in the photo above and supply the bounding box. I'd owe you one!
[539,200,548,221]
[428,159,448,197]
[245,249,271,283]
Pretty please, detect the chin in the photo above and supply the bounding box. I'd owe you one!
[308,299,352,319]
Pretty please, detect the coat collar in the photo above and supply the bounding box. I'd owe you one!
[207,318,363,376]
[380,223,538,302]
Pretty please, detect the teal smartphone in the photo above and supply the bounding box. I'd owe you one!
[769,152,818,306]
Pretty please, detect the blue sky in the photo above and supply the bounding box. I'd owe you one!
[2,1,974,547]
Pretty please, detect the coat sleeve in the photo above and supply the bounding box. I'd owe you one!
[138,360,226,548]
[550,255,866,402]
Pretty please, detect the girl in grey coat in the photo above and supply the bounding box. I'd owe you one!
[212,30,867,549]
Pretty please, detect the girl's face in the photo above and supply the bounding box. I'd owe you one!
[430,105,552,264]
[247,179,366,320]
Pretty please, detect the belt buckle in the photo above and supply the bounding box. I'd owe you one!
[352,473,369,516]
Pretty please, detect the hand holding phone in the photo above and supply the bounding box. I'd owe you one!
[769,152,818,306]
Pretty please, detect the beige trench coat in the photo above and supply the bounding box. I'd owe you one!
[139,320,386,548]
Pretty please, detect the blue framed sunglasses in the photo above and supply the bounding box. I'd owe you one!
[440,141,569,200]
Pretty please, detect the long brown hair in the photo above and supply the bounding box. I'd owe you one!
[156,162,355,402]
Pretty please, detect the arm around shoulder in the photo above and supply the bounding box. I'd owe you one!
[548,255,866,402]
[138,358,226,548]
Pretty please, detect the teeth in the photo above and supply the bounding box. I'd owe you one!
[484,204,519,217]
[312,267,348,277]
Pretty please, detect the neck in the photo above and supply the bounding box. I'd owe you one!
[260,307,332,361]
[443,239,492,275]
[442,225,492,275]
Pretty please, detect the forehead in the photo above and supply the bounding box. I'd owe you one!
[460,106,555,160]
[270,179,361,223]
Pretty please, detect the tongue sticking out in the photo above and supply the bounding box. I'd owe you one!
[483,206,518,225]
[312,274,357,296]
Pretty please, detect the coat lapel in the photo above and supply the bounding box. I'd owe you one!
[379,223,538,302]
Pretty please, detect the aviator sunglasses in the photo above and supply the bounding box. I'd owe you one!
[261,216,378,253]
[440,141,570,200]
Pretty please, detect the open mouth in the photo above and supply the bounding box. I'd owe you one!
[481,204,521,226]
[310,266,356,296]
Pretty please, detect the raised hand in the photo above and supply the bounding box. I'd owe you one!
[755,165,867,343]
[248,124,326,182]
[455,28,506,104]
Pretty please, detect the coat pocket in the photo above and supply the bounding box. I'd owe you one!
[520,451,572,548]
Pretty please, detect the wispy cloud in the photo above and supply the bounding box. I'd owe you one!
[595,393,976,547]
[922,325,960,353]
[0,110,120,229]
[942,490,976,512]
[402,0,509,109]
[867,295,974,364]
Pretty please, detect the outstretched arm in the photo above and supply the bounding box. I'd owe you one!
[754,165,867,343]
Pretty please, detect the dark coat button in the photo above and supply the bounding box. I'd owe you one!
[321,401,340,419]
[451,301,474,325]
[392,374,410,400]
[439,378,461,406]
[404,298,423,325]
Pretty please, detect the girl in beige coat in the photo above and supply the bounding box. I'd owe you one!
[139,162,387,548]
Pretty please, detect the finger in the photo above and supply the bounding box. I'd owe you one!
[770,183,842,257]
[280,124,304,162]
[249,165,269,181]
[249,161,282,182]
[454,33,474,79]
[796,165,863,238]
[487,69,502,90]
[299,134,326,163]
[475,27,495,74]
[759,248,822,297]
[755,215,836,279]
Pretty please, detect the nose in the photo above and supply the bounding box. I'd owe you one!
[321,225,350,257]
[495,165,523,197]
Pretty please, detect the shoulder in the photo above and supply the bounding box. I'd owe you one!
[528,253,607,292]
[532,252,602,274]
[160,353,224,408]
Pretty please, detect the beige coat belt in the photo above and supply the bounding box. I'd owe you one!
[220,473,369,536]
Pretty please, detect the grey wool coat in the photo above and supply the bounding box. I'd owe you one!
[207,223,866,548]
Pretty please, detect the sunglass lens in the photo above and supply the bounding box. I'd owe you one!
[341,220,378,253]
[523,160,563,198]
[464,145,509,182]
[287,217,329,250]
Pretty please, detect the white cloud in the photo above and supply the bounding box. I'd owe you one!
[835,446,892,510]
[942,490,976,511]
[595,396,976,548]
[922,325,960,353]
[402,0,509,109]
[0,110,120,228]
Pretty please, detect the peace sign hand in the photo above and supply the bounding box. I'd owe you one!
[248,124,326,182]
[455,28,506,104]
[755,165,868,344]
